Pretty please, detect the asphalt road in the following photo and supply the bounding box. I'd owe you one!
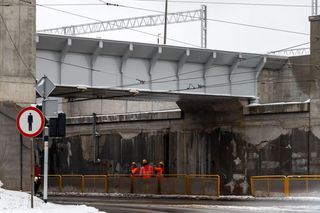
[49,195,320,213]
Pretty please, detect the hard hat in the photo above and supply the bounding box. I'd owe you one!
[142,159,148,164]
[132,162,137,165]
[159,161,164,166]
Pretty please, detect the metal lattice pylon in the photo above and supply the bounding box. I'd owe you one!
[38,6,208,48]
[312,0,318,16]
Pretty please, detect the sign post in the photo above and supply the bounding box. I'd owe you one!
[35,76,56,203]
[16,106,45,208]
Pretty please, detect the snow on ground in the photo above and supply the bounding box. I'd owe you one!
[0,181,103,213]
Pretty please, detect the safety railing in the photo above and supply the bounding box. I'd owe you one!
[251,175,320,197]
[47,174,220,196]
[251,175,288,197]
[287,175,320,196]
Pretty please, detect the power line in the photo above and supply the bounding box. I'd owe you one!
[37,2,309,37]
[38,1,314,8]
[133,0,314,8]
[206,17,309,36]
[36,4,201,47]
[0,12,36,80]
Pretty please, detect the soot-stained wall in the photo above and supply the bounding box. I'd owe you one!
[46,127,319,195]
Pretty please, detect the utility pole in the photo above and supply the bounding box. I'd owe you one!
[312,0,318,16]
[164,0,168,44]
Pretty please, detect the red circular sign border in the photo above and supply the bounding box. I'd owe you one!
[16,106,45,138]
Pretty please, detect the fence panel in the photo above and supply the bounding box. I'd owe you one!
[251,176,287,197]
[133,176,158,194]
[46,174,220,196]
[84,175,107,193]
[61,175,83,193]
[47,175,62,192]
[107,175,132,193]
[189,175,220,196]
[160,175,187,195]
[288,175,320,196]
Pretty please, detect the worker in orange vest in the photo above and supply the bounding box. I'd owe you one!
[140,159,154,179]
[155,161,165,177]
[130,162,139,175]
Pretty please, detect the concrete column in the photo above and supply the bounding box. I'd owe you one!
[309,15,320,174]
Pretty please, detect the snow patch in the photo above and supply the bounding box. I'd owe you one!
[0,180,103,213]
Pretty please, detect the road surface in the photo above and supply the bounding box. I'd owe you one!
[49,195,320,213]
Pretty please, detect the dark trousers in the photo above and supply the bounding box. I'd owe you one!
[34,178,41,194]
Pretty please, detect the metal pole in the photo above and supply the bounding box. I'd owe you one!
[43,127,49,203]
[93,113,97,163]
[201,5,207,48]
[20,134,23,191]
[30,138,34,208]
[164,0,168,44]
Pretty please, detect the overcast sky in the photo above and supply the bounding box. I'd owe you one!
[36,0,311,54]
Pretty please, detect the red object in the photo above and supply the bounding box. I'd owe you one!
[34,165,41,177]
[16,106,45,138]
[131,166,139,175]
[155,166,164,176]
[140,165,154,179]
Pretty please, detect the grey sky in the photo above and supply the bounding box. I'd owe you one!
[37,0,311,54]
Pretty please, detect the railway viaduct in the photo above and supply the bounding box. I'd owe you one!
[1,0,320,195]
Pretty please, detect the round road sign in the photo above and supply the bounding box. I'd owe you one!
[16,106,45,138]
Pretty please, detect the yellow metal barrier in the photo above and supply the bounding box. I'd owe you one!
[47,174,220,196]
[287,175,320,196]
[61,175,84,193]
[83,175,107,193]
[189,174,220,196]
[47,175,62,192]
[159,174,187,195]
[251,175,287,197]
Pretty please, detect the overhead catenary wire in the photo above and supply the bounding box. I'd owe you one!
[37,1,309,39]
[38,1,315,8]
[36,4,201,48]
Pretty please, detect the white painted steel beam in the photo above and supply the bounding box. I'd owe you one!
[177,49,190,90]
[229,53,243,95]
[229,53,242,81]
[203,52,217,93]
[89,41,103,86]
[120,44,134,87]
[254,57,267,98]
[149,47,162,90]
[59,38,72,84]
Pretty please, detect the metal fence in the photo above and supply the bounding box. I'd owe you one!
[251,175,288,197]
[251,175,320,197]
[288,175,320,196]
[47,174,220,196]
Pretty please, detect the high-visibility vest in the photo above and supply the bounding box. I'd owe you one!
[131,166,139,175]
[140,165,154,179]
[155,166,164,176]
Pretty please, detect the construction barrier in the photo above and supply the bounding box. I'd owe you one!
[251,175,320,197]
[46,174,220,196]
[287,175,320,196]
[250,175,288,197]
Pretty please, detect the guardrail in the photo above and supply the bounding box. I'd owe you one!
[251,175,320,197]
[287,175,320,196]
[251,175,288,197]
[46,174,220,196]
